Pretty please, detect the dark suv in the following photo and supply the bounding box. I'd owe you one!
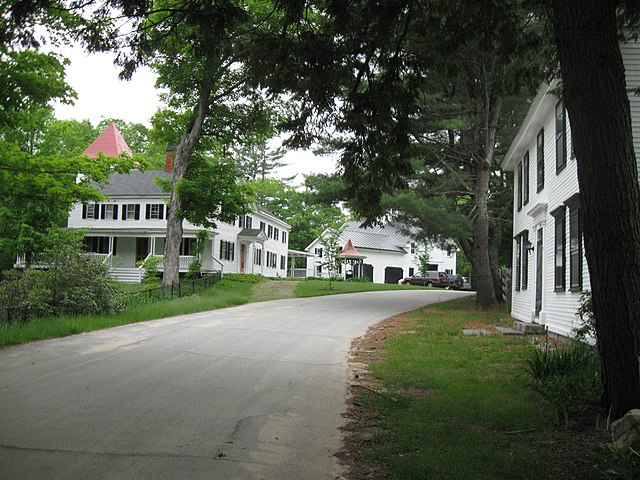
[447,274,464,290]
[401,271,449,288]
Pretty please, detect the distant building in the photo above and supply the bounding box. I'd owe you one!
[65,124,291,283]
[305,221,456,284]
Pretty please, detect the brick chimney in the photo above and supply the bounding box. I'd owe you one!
[165,145,176,172]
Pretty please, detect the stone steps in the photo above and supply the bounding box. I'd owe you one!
[496,321,547,336]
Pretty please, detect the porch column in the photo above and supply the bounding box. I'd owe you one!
[150,237,156,256]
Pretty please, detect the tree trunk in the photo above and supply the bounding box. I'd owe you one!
[471,165,498,307]
[553,0,640,418]
[163,83,213,287]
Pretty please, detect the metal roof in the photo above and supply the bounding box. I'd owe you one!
[83,123,133,158]
[339,221,413,253]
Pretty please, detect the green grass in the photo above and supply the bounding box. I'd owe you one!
[0,276,419,347]
[0,277,255,347]
[352,297,552,479]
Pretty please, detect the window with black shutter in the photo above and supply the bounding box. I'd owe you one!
[551,206,566,291]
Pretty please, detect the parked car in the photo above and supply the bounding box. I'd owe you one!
[447,274,464,290]
[462,277,472,290]
[400,271,449,288]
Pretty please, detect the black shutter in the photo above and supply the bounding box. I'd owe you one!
[159,204,164,220]
[113,205,119,219]
[82,204,87,219]
[220,240,224,259]
[231,242,235,261]
[135,204,140,220]
[122,205,127,220]
[146,204,151,220]
[113,237,118,255]
[100,204,105,219]
[94,203,99,219]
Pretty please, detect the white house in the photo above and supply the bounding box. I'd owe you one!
[305,221,457,284]
[501,40,640,339]
[66,124,291,283]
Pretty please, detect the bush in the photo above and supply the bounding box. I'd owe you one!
[524,341,602,424]
[222,273,265,284]
[138,255,162,285]
[0,228,127,319]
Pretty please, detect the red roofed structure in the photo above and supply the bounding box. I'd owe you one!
[336,239,366,260]
[82,123,133,158]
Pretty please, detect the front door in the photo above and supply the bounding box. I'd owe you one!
[136,237,149,263]
[240,244,246,273]
[535,228,543,316]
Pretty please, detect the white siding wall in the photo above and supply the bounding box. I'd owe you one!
[621,40,640,179]
[305,239,456,284]
[68,199,290,277]
[508,39,638,338]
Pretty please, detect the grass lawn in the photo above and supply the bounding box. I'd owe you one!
[0,276,422,347]
[343,296,556,479]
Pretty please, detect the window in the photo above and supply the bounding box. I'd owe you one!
[268,225,273,238]
[410,242,416,254]
[282,231,287,244]
[316,264,322,275]
[260,221,266,232]
[266,251,277,268]
[409,267,414,276]
[555,101,567,173]
[552,206,566,291]
[315,247,323,258]
[521,231,529,290]
[84,236,110,254]
[254,248,262,265]
[274,227,279,241]
[238,215,252,229]
[280,255,286,270]
[514,235,522,291]
[445,269,453,275]
[523,151,530,206]
[567,195,582,291]
[180,238,196,256]
[122,204,140,220]
[517,162,523,211]
[100,204,119,220]
[82,203,99,219]
[536,128,545,192]
[146,203,165,220]
[219,240,235,261]
[513,231,528,291]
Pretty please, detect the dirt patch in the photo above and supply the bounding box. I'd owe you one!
[337,309,610,480]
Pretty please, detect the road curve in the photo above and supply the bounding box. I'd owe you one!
[0,289,471,480]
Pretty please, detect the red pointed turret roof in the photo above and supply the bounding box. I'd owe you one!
[82,123,133,158]
[337,239,366,259]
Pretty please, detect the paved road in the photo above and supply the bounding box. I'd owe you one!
[0,289,471,480]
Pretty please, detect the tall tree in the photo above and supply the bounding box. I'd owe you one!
[111,0,272,287]
[249,177,346,251]
[249,0,544,306]
[552,0,640,418]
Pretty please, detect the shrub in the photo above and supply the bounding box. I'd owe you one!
[138,255,162,285]
[524,341,602,425]
[0,228,127,319]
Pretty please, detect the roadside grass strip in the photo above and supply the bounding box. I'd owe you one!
[0,278,255,347]
[352,297,551,479]
[0,276,420,347]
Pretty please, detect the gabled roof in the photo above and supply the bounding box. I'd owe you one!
[339,221,414,253]
[83,123,133,158]
[98,170,171,197]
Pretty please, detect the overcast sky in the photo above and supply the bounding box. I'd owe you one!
[52,45,337,181]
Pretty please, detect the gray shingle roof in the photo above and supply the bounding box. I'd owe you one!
[98,170,172,197]
[339,221,414,253]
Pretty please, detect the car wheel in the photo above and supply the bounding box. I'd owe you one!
[426,281,433,287]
